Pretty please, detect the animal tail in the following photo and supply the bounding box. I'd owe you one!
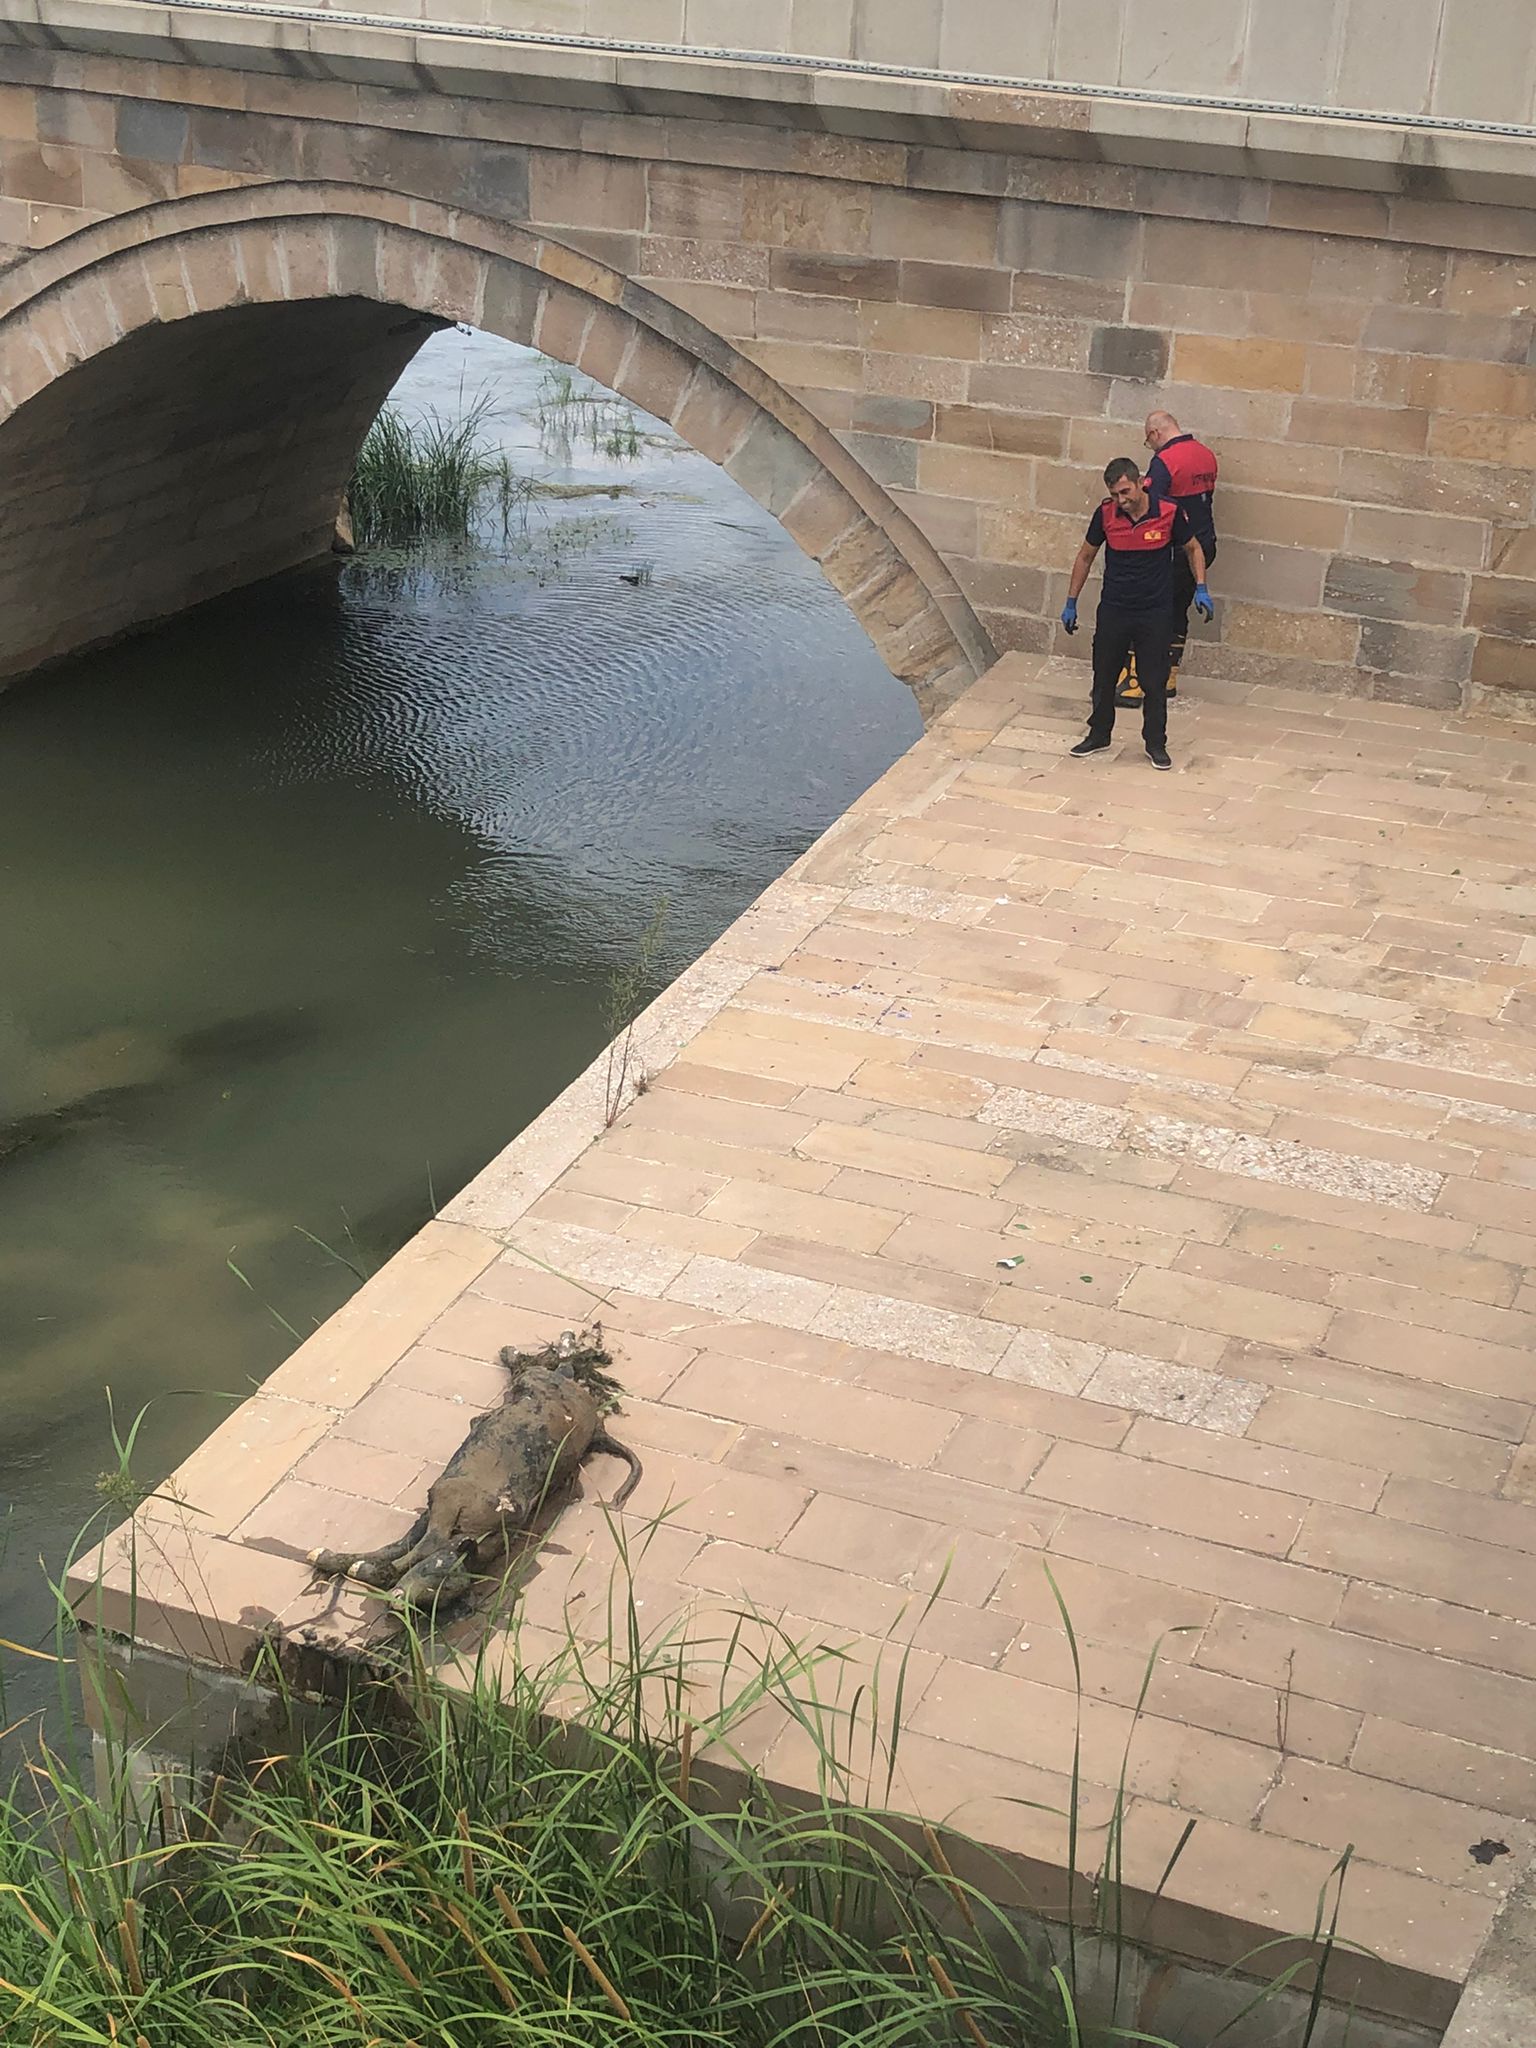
[588,1430,644,1508]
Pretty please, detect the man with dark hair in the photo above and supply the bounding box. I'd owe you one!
[1060,455,1211,770]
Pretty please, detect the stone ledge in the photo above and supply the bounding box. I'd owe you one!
[5,0,1536,207]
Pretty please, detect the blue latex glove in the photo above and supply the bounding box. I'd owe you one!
[1194,583,1214,622]
[1060,597,1078,635]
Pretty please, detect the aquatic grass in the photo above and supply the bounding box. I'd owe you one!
[348,398,534,549]
[536,364,646,462]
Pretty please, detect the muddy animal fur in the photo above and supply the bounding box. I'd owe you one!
[308,1328,640,1610]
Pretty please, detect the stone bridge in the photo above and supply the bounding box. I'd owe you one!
[20,7,1536,2040]
[0,0,1532,707]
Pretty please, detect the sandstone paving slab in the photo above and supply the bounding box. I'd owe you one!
[71,653,1536,2028]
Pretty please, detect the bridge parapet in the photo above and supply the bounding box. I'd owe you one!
[95,0,1536,130]
[3,0,1535,205]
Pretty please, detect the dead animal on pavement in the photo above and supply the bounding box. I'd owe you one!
[307,1327,641,1611]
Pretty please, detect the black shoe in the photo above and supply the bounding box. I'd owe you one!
[1146,745,1172,771]
[1070,736,1111,757]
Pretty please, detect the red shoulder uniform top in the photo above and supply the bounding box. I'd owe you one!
[1146,432,1218,555]
[1086,495,1193,613]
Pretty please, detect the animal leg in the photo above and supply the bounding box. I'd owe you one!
[394,1537,477,1611]
[308,1508,428,1589]
[382,1527,448,1586]
[586,1430,644,1508]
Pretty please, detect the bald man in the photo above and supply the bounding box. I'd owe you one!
[1146,411,1218,683]
[1117,412,1220,706]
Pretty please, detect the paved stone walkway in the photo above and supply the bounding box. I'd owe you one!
[77,654,1536,2031]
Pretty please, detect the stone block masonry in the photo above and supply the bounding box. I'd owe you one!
[70,653,1536,2039]
[0,11,1531,704]
[0,191,980,705]
[0,296,435,677]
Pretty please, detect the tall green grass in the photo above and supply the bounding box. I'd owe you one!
[0,1566,1363,2048]
[3,1611,1082,2046]
[0,1417,1361,2048]
[348,400,532,549]
[602,895,669,1125]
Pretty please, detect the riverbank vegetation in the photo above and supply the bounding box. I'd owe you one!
[1,1619,1078,2045]
[345,349,678,557]
[0,1551,1358,2048]
[603,895,668,1124]
[346,395,645,568]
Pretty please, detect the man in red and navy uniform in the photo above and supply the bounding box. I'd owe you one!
[1116,412,1219,707]
[1060,455,1211,770]
[1146,410,1218,683]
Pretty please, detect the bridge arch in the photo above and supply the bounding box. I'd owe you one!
[0,183,988,710]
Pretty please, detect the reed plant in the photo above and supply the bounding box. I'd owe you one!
[348,399,532,549]
[537,364,646,460]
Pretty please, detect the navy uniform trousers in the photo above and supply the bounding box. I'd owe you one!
[1091,604,1169,749]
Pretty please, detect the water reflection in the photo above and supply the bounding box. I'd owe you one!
[0,329,920,1703]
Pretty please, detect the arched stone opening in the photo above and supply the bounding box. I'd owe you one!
[0,297,442,679]
[0,185,990,712]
